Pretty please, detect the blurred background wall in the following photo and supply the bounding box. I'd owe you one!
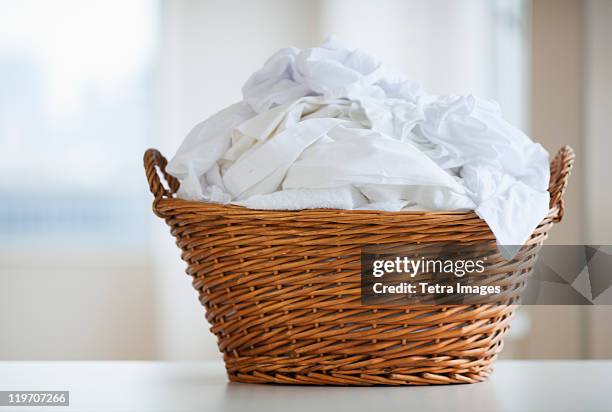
[0,0,610,361]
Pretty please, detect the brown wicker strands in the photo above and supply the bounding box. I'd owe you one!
[144,146,575,386]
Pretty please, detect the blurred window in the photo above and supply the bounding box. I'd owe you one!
[0,0,158,252]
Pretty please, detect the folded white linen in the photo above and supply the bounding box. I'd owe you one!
[235,185,367,210]
[167,38,550,251]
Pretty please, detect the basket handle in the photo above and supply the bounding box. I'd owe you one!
[143,149,180,200]
[548,145,575,223]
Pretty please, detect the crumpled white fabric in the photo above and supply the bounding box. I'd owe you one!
[167,37,550,251]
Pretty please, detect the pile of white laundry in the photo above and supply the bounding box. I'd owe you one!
[167,38,550,248]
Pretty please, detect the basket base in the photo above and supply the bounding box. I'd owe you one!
[226,367,492,386]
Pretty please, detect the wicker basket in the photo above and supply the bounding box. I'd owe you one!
[144,145,574,386]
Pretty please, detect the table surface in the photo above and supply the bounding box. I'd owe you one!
[1,360,610,412]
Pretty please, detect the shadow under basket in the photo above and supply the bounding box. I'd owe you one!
[144,146,574,386]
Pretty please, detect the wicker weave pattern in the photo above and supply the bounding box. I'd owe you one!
[144,146,574,385]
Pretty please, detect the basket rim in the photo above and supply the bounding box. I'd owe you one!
[159,195,559,218]
[154,196,561,232]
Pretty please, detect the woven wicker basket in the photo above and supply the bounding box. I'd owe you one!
[144,145,574,386]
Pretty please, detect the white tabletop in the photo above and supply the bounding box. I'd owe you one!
[1,360,610,412]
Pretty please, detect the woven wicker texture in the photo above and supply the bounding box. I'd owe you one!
[144,146,574,386]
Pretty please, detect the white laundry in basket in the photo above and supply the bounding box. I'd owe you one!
[166,38,550,251]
